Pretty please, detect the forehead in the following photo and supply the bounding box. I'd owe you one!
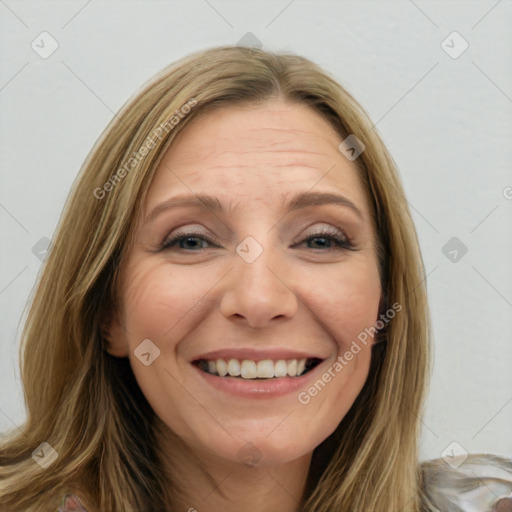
[146,100,369,214]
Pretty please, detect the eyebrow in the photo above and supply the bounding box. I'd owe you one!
[144,190,363,224]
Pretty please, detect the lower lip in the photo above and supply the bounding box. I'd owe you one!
[191,361,326,398]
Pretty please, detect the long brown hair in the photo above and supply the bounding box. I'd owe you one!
[0,45,431,511]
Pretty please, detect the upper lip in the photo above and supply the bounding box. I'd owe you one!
[191,347,328,363]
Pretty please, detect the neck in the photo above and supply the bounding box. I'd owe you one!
[156,425,312,512]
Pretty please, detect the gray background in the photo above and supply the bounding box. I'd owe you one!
[1,0,511,463]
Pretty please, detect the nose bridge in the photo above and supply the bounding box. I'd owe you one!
[237,237,279,288]
[219,232,298,327]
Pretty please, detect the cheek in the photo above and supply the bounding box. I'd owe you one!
[115,250,383,464]
[304,259,382,349]
[121,260,214,341]
[118,262,214,438]
[296,259,381,417]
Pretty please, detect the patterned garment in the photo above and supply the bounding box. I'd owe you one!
[422,454,512,512]
[55,455,512,511]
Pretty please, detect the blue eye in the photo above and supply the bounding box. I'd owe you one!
[160,227,355,252]
[301,228,355,251]
[161,231,217,251]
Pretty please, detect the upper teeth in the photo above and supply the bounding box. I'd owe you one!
[202,358,309,379]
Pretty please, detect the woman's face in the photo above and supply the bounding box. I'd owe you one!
[107,99,382,466]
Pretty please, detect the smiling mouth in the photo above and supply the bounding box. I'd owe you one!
[192,357,323,380]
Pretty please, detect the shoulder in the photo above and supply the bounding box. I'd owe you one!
[421,454,512,511]
[56,494,88,512]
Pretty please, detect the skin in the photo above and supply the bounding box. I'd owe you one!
[105,98,383,511]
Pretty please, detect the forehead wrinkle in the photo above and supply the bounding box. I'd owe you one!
[204,163,333,173]
[259,127,341,144]
[232,119,343,147]
[170,148,339,170]
[169,131,341,166]
[214,135,339,154]
[237,126,335,137]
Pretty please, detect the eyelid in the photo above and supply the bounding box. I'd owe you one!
[294,225,356,251]
[296,224,352,243]
[160,224,355,252]
[160,228,216,249]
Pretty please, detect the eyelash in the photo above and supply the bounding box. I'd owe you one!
[159,227,355,252]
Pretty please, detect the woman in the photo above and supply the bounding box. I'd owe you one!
[0,46,510,512]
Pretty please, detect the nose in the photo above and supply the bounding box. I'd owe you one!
[219,244,298,328]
